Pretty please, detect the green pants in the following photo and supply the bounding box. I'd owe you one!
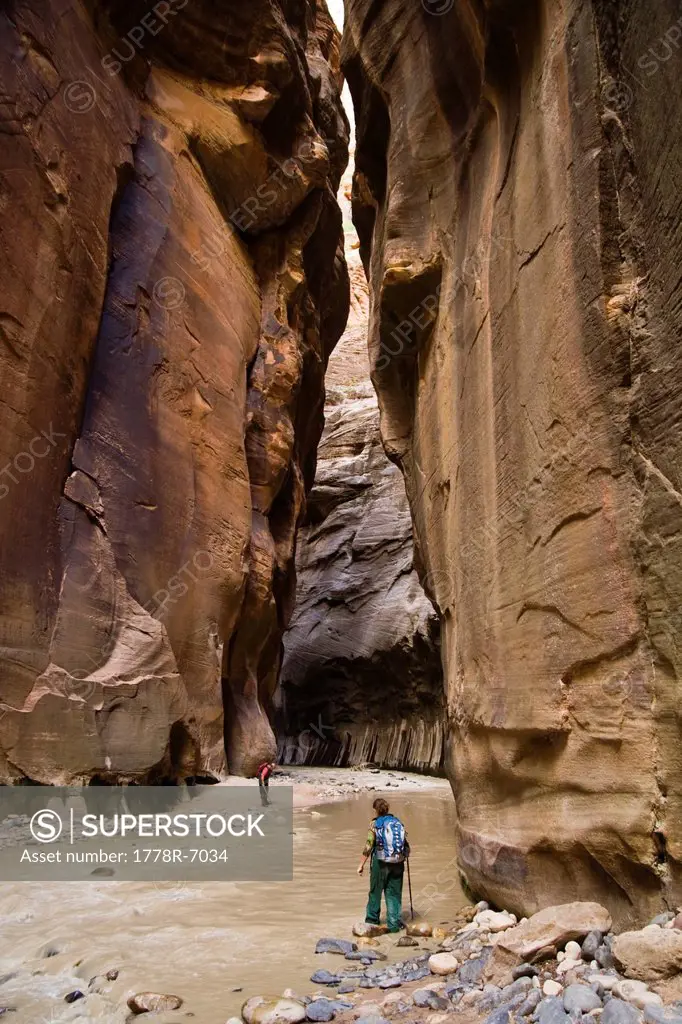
[365,857,404,932]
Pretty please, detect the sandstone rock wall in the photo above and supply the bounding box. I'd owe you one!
[278,210,443,770]
[343,0,682,925]
[0,0,348,782]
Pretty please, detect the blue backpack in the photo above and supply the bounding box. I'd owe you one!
[374,814,407,862]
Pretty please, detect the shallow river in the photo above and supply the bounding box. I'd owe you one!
[0,771,466,1024]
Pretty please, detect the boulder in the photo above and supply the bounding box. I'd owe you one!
[128,992,183,1015]
[487,904,612,981]
[613,929,682,981]
[428,953,459,975]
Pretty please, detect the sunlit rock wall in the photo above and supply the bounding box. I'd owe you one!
[0,0,348,783]
[343,0,682,926]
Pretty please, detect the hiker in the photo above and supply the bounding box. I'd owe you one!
[357,797,409,932]
[257,760,275,806]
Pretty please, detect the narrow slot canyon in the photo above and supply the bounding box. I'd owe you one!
[1,7,682,1017]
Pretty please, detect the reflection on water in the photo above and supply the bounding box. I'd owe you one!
[0,778,465,1024]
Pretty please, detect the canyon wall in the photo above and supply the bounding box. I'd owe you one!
[343,0,682,925]
[279,187,443,771]
[0,0,348,783]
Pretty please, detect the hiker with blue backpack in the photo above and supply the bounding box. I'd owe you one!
[357,798,410,932]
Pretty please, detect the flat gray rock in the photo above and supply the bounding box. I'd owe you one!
[310,971,342,986]
[316,939,357,956]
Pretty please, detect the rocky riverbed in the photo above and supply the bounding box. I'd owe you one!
[5,897,682,1024]
[235,901,682,1024]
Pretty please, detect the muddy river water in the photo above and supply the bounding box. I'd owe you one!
[0,770,466,1024]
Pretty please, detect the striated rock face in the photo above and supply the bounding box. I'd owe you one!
[0,0,348,782]
[278,160,443,772]
[343,0,682,924]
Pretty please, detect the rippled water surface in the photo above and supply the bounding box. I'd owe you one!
[0,772,466,1023]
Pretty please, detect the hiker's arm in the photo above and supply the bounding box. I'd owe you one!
[357,825,375,874]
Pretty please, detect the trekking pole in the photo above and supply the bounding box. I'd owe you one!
[406,856,415,919]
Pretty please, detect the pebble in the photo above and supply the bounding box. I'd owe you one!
[353,924,388,939]
[476,910,517,933]
[484,1010,511,1024]
[381,992,405,1007]
[612,981,662,1010]
[128,992,184,1015]
[557,958,583,975]
[565,942,583,961]
[377,979,401,990]
[355,1016,391,1024]
[649,913,674,928]
[596,944,616,970]
[407,922,433,937]
[513,965,540,980]
[338,983,357,995]
[306,1000,336,1022]
[396,936,418,947]
[544,981,564,997]
[428,952,459,975]
[582,932,604,961]
[353,1002,382,1018]
[644,1008,682,1024]
[601,998,643,1024]
[588,974,618,992]
[536,996,571,1024]
[519,990,543,1017]
[563,985,602,1014]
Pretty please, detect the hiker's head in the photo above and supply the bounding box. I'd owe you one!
[373,798,390,817]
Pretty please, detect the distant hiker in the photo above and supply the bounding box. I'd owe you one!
[357,797,409,932]
[257,761,275,806]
